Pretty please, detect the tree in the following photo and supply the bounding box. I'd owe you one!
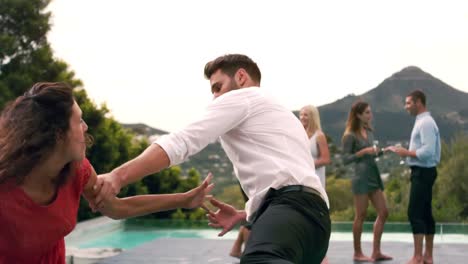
[0,0,82,106]
[1,0,206,222]
[138,166,203,219]
[433,134,468,221]
[325,175,354,221]
[215,184,246,210]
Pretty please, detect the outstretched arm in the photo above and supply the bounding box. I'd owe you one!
[390,146,416,158]
[206,198,247,236]
[84,166,214,219]
[115,144,171,187]
[94,144,170,207]
[94,92,251,207]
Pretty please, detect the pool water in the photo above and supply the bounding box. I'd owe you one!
[73,227,468,250]
[66,218,468,250]
[78,229,234,249]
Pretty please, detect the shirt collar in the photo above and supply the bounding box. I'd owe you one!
[416,111,430,120]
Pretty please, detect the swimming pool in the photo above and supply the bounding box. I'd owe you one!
[65,217,468,250]
[73,229,235,249]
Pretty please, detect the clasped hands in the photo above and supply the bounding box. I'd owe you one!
[89,172,214,211]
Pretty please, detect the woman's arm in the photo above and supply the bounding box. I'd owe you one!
[83,166,214,220]
[342,134,375,165]
[355,146,375,157]
[94,92,250,207]
[314,131,331,168]
[342,134,358,165]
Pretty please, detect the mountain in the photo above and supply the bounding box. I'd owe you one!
[315,66,468,144]
[122,123,168,136]
[123,67,468,183]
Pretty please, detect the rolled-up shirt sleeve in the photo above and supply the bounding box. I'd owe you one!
[155,92,250,166]
[415,121,437,162]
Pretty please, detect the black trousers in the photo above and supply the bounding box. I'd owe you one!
[241,186,331,264]
[408,166,437,234]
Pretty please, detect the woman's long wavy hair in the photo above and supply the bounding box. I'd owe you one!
[0,82,84,186]
[342,100,372,142]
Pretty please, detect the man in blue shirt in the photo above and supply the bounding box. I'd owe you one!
[391,90,440,264]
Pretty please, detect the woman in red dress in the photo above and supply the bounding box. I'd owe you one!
[0,82,213,264]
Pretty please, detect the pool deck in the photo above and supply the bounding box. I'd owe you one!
[97,238,467,264]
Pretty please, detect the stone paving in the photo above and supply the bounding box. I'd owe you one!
[97,238,467,264]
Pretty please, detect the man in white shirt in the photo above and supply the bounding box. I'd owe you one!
[95,54,330,264]
[391,90,440,264]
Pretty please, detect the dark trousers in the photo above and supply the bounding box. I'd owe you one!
[408,166,437,234]
[241,186,331,264]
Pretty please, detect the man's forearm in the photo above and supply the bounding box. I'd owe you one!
[114,144,171,187]
[406,149,417,158]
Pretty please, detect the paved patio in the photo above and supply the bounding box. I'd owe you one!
[97,238,467,264]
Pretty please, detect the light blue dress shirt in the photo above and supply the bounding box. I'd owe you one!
[407,112,441,167]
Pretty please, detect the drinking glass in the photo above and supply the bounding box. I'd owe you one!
[395,143,405,165]
[373,140,379,161]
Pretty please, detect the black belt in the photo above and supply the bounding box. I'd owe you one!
[250,185,326,225]
[276,185,322,198]
[410,166,436,170]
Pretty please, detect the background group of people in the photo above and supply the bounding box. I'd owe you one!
[230,91,440,264]
[0,54,440,264]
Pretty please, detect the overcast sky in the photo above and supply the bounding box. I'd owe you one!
[47,0,468,132]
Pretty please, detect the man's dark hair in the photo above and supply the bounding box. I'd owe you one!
[204,54,261,84]
[408,90,426,106]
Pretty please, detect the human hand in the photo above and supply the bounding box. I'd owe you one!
[182,173,214,209]
[93,172,122,210]
[392,146,408,157]
[384,143,408,157]
[207,198,244,236]
[366,146,378,155]
[383,146,396,152]
[88,176,119,213]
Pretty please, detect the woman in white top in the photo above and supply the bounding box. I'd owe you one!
[300,105,331,264]
[300,105,331,187]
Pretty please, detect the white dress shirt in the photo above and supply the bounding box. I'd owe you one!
[155,87,329,221]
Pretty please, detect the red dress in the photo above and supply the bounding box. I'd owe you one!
[0,159,91,264]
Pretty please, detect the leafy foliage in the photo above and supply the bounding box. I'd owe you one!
[1,0,206,222]
[434,134,468,220]
[0,0,81,107]
[136,166,203,219]
[215,184,246,210]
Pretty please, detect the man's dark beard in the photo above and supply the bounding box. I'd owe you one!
[228,78,240,91]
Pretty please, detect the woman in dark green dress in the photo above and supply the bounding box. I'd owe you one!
[342,101,392,262]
